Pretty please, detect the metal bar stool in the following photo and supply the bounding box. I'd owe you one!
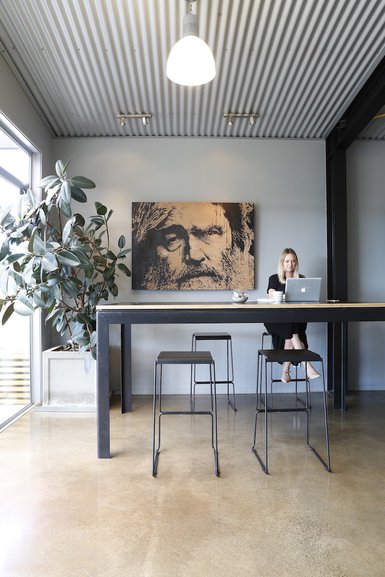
[191,332,236,411]
[152,351,219,477]
[252,349,331,474]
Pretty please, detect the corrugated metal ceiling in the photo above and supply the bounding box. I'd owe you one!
[1,0,385,139]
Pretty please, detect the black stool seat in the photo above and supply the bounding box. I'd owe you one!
[252,348,331,474]
[258,349,322,364]
[191,331,236,411]
[193,332,232,340]
[157,351,214,364]
[153,350,219,477]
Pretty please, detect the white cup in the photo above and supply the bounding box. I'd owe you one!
[272,290,283,303]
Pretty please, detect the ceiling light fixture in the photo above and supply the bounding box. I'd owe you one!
[224,113,259,126]
[116,112,152,127]
[166,0,216,87]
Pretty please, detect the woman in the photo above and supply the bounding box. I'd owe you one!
[264,248,320,383]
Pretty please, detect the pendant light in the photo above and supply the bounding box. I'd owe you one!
[166,0,216,87]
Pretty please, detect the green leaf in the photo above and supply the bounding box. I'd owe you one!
[31,232,46,256]
[62,278,82,297]
[90,216,104,227]
[38,175,60,189]
[33,292,48,307]
[55,160,66,178]
[56,250,81,267]
[61,180,71,205]
[26,187,36,207]
[1,303,15,325]
[42,252,58,272]
[39,208,47,226]
[70,186,87,203]
[117,263,131,277]
[71,176,95,189]
[73,335,90,346]
[73,213,85,227]
[0,239,10,261]
[0,269,17,296]
[94,255,107,265]
[14,294,35,316]
[45,306,62,323]
[4,253,25,264]
[95,202,107,216]
[69,249,92,267]
[62,217,74,245]
[60,199,72,218]
[118,235,126,249]
[76,312,92,325]
[46,274,60,286]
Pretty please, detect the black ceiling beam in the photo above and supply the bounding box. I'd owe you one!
[326,53,385,157]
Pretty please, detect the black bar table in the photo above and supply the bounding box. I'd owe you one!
[96,301,385,458]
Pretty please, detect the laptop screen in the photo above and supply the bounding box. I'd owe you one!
[285,277,322,302]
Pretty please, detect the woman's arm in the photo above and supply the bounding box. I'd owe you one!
[267,274,282,299]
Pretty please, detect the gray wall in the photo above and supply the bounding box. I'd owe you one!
[53,137,327,393]
[0,55,52,179]
[348,141,385,390]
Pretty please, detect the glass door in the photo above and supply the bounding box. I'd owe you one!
[0,130,33,429]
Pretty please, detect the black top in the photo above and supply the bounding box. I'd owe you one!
[266,273,305,294]
[264,273,308,351]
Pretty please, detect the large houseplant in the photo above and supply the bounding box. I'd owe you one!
[0,159,131,360]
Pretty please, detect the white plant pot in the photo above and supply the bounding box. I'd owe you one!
[42,346,96,411]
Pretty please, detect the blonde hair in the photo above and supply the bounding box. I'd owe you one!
[277,248,300,284]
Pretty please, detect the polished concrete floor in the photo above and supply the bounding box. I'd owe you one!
[0,391,384,577]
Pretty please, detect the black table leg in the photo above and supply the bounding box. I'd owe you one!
[97,315,111,458]
[121,323,132,413]
[328,321,347,410]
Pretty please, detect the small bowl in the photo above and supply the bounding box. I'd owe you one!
[232,292,248,303]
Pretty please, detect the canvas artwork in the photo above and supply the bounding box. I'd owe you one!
[132,202,255,290]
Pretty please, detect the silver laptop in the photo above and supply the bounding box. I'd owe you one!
[285,277,322,303]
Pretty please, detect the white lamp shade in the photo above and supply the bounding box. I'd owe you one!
[166,34,216,86]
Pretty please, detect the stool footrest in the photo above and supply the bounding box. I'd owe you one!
[256,406,308,414]
[194,379,234,385]
[160,410,213,416]
[271,377,308,383]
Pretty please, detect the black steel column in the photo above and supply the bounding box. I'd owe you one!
[325,54,385,408]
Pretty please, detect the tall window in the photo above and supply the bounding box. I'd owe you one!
[0,126,33,429]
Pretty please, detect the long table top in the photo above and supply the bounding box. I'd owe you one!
[96,301,385,323]
[97,301,385,309]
